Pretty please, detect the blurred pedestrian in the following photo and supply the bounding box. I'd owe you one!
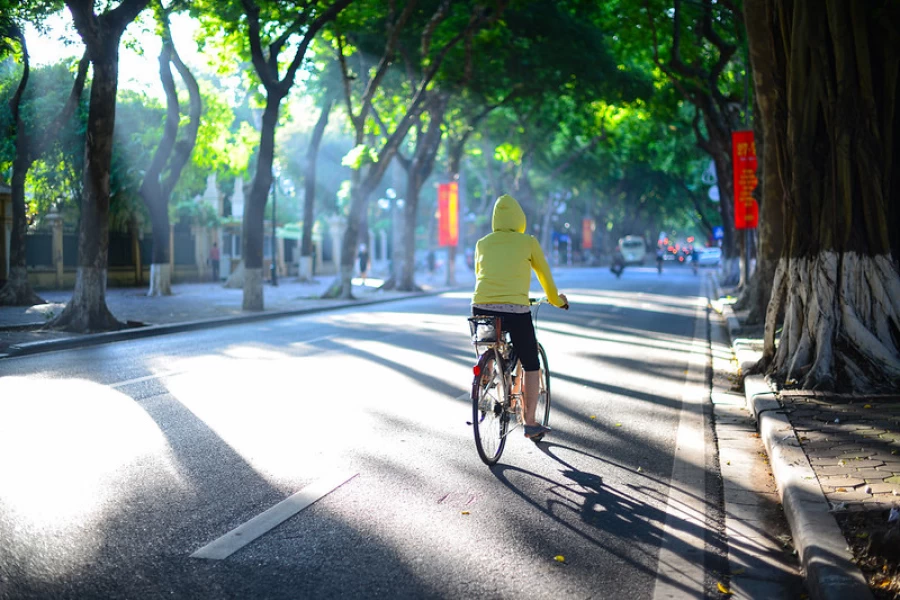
[209,242,220,281]
[610,247,625,278]
[358,243,369,283]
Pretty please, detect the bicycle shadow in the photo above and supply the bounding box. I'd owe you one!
[487,441,710,596]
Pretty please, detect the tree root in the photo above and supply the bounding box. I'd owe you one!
[0,268,46,306]
[45,268,124,333]
[766,252,900,392]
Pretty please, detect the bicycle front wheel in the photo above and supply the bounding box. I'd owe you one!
[534,343,551,430]
[472,348,508,466]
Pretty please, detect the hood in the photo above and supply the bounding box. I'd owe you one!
[491,194,527,233]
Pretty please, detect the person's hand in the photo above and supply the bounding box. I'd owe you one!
[559,294,569,310]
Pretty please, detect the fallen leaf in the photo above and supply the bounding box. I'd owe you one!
[716,582,731,595]
[864,404,873,409]
[637,467,643,473]
[615,423,622,427]
[461,511,470,515]
[554,555,566,563]
[837,487,848,492]
[856,532,869,539]
[590,415,596,420]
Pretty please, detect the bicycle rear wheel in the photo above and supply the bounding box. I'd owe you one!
[532,343,551,441]
[472,348,508,465]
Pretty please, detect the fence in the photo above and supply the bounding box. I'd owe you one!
[26,230,196,269]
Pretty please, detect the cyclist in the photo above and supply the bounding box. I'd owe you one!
[471,194,568,440]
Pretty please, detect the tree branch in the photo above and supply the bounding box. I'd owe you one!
[7,22,28,138]
[421,0,451,57]
[681,181,716,237]
[141,41,178,197]
[162,33,202,196]
[357,0,419,126]
[241,0,277,90]
[281,0,352,96]
[106,0,152,38]
[335,31,359,132]
[643,0,702,105]
[692,105,714,154]
[35,52,90,157]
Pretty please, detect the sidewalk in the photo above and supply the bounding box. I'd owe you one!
[0,268,472,358]
[716,286,900,600]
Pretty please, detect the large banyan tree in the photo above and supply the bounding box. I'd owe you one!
[753,0,900,391]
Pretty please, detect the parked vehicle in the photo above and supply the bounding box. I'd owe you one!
[617,235,647,265]
[694,246,722,266]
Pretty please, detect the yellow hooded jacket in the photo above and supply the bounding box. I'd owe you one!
[472,194,565,308]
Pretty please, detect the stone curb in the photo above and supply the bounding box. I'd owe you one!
[1,290,438,359]
[709,275,873,599]
[719,302,759,376]
[745,375,874,600]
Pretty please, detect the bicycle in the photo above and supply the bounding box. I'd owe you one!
[467,297,552,466]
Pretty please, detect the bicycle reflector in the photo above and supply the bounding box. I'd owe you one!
[473,365,481,376]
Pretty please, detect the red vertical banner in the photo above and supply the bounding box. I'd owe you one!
[732,130,759,229]
[582,218,594,250]
[438,182,459,247]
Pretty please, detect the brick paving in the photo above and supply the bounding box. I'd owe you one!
[782,395,900,512]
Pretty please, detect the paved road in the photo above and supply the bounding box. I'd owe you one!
[0,266,770,599]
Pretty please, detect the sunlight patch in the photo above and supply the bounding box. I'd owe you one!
[0,377,180,573]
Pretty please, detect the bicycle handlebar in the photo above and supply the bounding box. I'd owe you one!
[530,296,569,310]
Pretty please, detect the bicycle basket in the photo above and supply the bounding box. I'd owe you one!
[468,316,501,344]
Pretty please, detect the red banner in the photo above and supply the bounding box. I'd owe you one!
[732,130,759,229]
[437,182,458,247]
[582,218,594,250]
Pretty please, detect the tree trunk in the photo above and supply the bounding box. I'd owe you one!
[397,170,419,292]
[759,0,900,392]
[398,95,447,291]
[0,31,44,307]
[330,105,426,299]
[300,94,335,281]
[50,0,149,331]
[740,0,785,326]
[142,29,201,297]
[49,55,123,331]
[130,217,143,285]
[0,32,87,306]
[242,96,280,310]
[0,148,44,307]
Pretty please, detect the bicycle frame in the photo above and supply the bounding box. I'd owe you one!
[468,298,547,425]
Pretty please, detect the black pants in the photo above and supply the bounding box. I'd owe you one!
[471,307,539,371]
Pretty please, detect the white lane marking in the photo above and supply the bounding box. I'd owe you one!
[652,288,710,600]
[191,471,358,560]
